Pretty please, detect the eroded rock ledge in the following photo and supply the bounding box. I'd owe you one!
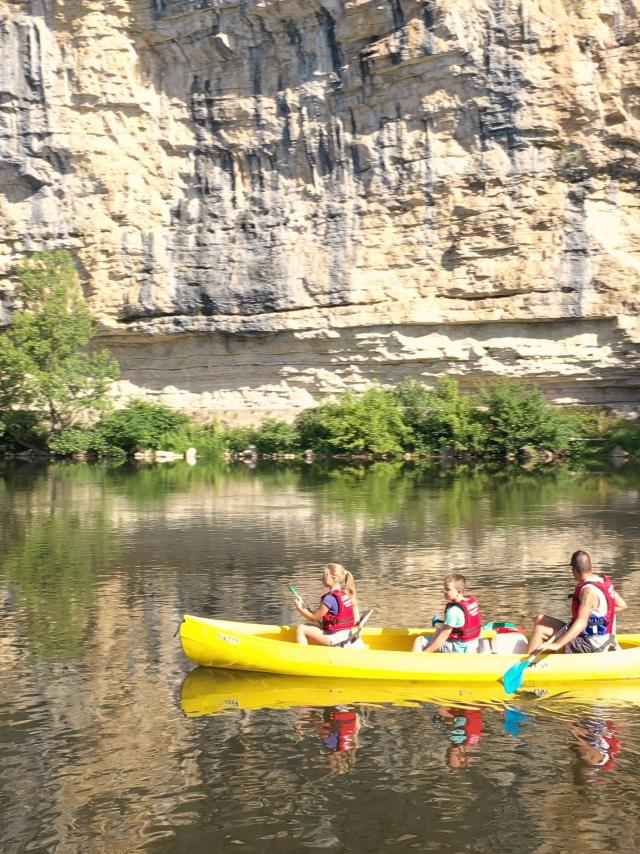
[1,0,639,418]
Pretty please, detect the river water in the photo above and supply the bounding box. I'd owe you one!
[1,460,640,852]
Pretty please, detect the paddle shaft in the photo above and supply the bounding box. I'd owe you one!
[525,624,567,665]
[502,624,567,693]
[289,586,312,613]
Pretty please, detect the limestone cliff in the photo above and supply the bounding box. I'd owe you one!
[1,0,639,419]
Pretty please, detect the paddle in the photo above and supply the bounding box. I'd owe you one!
[289,585,312,613]
[334,609,374,648]
[502,625,566,694]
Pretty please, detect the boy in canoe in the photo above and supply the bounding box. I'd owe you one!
[412,573,481,654]
[527,550,628,654]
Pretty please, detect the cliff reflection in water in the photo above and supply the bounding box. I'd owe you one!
[1,461,640,850]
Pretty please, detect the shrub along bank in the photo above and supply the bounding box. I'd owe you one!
[2,378,638,464]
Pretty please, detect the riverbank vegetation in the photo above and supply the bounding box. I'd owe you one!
[1,251,638,465]
[2,378,639,465]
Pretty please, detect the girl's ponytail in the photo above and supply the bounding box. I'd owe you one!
[343,569,356,597]
[344,570,358,619]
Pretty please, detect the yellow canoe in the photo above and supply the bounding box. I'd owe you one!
[179,614,640,688]
[180,666,640,718]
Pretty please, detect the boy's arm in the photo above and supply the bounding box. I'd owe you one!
[422,624,453,654]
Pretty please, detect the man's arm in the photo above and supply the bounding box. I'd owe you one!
[543,588,598,650]
[614,590,628,614]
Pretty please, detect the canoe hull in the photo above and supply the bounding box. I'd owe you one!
[181,667,640,717]
[180,614,640,687]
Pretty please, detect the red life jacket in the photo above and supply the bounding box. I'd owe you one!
[321,588,356,634]
[325,707,358,752]
[570,576,616,636]
[445,596,481,643]
[574,719,620,773]
[462,709,483,746]
[601,721,621,773]
[443,707,483,746]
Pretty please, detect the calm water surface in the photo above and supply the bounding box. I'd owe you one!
[1,461,640,852]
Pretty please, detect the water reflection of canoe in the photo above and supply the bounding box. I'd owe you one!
[179,614,640,688]
[180,667,640,718]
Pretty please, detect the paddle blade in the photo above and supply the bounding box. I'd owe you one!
[502,661,528,694]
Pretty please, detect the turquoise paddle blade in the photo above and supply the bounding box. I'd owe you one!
[502,661,528,694]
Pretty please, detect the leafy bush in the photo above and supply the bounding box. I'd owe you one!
[296,387,412,455]
[592,414,640,454]
[253,419,300,454]
[394,377,487,453]
[479,380,589,455]
[154,422,226,460]
[48,426,127,460]
[96,401,190,452]
[221,426,257,452]
[49,427,103,457]
[0,410,47,453]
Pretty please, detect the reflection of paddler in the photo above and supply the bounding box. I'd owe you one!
[570,718,620,773]
[296,704,361,774]
[436,706,483,747]
[436,705,483,768]
[322,706,360,752]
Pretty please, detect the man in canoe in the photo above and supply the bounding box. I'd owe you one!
[412,573,481,654]
[527,550,628,654]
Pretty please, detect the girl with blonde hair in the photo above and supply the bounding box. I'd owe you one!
[294,563,359,646]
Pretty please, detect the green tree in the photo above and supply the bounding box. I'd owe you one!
[0,250,119,442]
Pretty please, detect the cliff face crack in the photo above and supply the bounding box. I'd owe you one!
[444,288,556,301]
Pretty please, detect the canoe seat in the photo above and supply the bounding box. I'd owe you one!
[334,609,374,648]
[477,633,529,654]
[491,632,529,654]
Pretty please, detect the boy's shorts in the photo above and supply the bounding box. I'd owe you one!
[415,635,477,654]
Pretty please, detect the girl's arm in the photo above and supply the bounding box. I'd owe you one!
[294,598,328,623]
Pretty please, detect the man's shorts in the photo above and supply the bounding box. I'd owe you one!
[565,631,614,654]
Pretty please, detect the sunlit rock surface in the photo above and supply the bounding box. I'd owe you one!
[1,0,639,418]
